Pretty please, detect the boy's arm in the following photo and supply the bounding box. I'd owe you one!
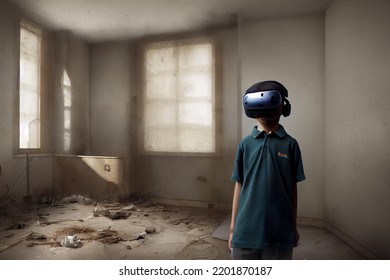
[292,182,299,242]
[229,181,242,251]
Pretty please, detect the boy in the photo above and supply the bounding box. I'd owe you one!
[229,80,305,260]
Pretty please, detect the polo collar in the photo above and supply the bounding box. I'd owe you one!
[252,125,287,139]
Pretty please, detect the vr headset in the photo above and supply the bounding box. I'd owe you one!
[243,90,291,118]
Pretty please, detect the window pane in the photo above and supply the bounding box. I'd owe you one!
[62,70,72,151]
[145,74,176,100]
[146,47,175,74]
[19,26,41,149]
[145,101,176,127]
[179,71,212,99]
[179,102,212,126]
[145,128,177,152]
[179,43,212,69]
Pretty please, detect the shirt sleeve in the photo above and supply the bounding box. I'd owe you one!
[231,142,244,184]
[293,140,306,183]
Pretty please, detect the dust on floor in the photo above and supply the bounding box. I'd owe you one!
[0,196,231,260]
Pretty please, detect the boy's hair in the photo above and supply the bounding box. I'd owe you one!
[245,80,288,98]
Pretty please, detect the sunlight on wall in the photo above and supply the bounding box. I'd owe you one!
[62,70,72,152]
[80,156,122,187]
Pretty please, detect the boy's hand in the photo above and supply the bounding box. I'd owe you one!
[228,232,234,251]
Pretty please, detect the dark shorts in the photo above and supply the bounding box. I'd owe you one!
[231,246,293,260]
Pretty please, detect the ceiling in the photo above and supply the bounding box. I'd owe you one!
[7,0,332,43]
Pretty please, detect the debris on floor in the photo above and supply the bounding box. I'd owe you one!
[93,203,131,220]
[38,216,85,226]
[39,194,94,206]
[61,235,81,248]
[26,232,47,241]
[0,194,231,259]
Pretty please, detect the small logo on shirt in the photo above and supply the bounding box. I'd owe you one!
[278,152,288,159]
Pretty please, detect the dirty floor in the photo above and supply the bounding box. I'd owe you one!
[0,198,365,260]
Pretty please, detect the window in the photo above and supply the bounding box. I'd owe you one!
[19,21,41,150]
[140,38,217,154]
[62,70,72,152]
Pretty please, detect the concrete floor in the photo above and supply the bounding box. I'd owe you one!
[0,198,365,260]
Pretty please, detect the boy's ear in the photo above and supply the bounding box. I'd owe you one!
[282,99,291,117]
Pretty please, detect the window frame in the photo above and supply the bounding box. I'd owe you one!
[136,36,222,157]
[16,19,49,155]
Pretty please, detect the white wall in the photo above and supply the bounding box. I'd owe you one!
[325,0,390,259]
[89,41,131,195]
[0,2,19,199]
[89,42,131,157]
[240,15,326,219]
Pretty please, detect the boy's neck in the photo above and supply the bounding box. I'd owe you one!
[257,119,280,134]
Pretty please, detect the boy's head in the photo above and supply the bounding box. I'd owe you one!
[243,80,291,119]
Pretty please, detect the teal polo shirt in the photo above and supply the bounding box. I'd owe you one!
[231,125,305,249]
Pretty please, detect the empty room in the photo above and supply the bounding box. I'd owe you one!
[0,0,389,264]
